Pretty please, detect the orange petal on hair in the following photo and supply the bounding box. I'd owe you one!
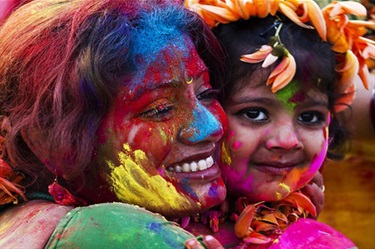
[199,4,239,23]
[262,53,279,68]
[337,50,359,90]
[271,54,296,92]
[339,1,367,17]
[233,0,253,19]
[270,0,281,15]
[235,204,257,238]
[347,20,375,30]
[358,63,370,90]
[334,84,355,113]
[306,0,327,41]
[243,231,273,244]
[255,0,270,18]
[279,2,313,29]
[241,45,273,63]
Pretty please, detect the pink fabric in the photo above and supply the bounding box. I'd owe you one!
[269,218,356,249]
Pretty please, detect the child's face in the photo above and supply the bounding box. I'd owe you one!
[221,79,330,202]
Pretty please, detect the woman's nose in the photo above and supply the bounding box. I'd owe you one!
[265,122,301,150]
[178,102,223,144]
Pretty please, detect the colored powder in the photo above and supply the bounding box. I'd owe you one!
[276,81,300,111]
[221,142,232,166]
[232,140,242,150]
[185,102,221,143]
[106,144,195,213]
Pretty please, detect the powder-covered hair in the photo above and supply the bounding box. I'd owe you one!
[0,0,225,188]
[212,15,348,159]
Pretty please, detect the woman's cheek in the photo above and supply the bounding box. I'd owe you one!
[126,122,174,167]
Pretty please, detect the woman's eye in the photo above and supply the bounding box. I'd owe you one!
[237,108,268,122]
[298,112,324,124]
[197,89,219,102]
[139,101,173,120]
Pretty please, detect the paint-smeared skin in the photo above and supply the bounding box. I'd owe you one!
[80,34,226,218]
[221,80,330,202]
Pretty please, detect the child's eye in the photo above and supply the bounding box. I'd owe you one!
[298,111,324,124]
[197,89,219,102]
[237,108,268,122]
[139,101,173,120]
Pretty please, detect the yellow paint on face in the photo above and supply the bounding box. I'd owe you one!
[105,144,195,213]
[221,142,232,166]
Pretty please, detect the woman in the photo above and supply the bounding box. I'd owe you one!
[185,0,374,248]
[0,0,227,247]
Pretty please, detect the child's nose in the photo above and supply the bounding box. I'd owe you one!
[265,123,302,150]
[178,102,223,145]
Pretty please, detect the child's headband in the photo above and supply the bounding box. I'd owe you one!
[185,0,375,112]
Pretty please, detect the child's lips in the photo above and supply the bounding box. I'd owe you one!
[251,161,300,175]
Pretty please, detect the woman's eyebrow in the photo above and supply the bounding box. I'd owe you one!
[131,80,180,101]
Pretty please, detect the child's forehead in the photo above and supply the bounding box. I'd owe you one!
[228,80,328,106]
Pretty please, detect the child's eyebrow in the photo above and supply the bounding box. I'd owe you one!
[300,99,329,108]
[229,96,277,106]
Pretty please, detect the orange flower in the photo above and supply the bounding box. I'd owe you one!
[240,45,273,64]
[266,52,296,93]
[234,191,316,246]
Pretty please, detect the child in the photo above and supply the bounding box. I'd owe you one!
[185,0,374,248]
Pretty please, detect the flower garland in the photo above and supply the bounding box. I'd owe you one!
[185,0,375,112]
[176,191,316,247]
[233,191,316,247]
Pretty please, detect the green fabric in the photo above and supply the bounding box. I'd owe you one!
[45,202,194,249]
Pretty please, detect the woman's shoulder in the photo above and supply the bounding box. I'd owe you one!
[0,199,73,249]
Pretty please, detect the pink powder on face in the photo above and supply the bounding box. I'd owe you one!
[232,141,242,150]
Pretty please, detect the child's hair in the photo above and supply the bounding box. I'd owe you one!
[212,15,348,159]
[0,0,225,188]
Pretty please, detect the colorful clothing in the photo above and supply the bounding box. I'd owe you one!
[45,202,194,248]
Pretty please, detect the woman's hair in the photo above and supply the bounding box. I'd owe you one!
[212,15,348,159]
[0,0,225,187]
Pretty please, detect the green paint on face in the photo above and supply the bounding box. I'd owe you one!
[275,80,300,111]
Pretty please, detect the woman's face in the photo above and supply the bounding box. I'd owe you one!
[86,35,227,218]
[221,79,330,202]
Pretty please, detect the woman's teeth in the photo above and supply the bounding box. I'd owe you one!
[167,156,214,173]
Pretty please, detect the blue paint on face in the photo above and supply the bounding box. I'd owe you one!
[185,102,221,143]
